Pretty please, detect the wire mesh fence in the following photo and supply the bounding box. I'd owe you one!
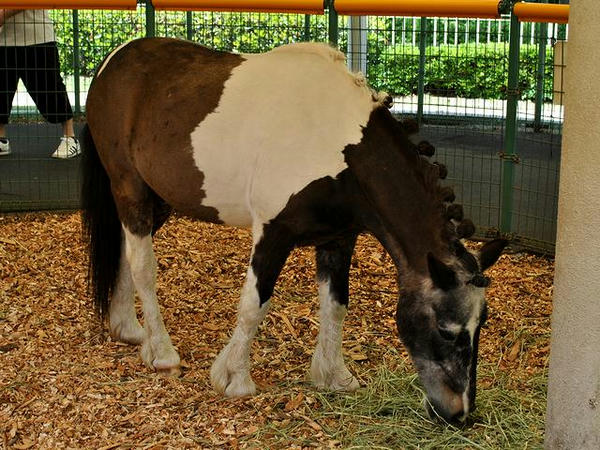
[0,4,566,253]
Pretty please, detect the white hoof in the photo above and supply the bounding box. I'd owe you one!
[211,346,256,397]
[224,373,256,397]
[311,352,359,392]
[141,338,181,377]
[110,318,145,345]
[312,369,360,392]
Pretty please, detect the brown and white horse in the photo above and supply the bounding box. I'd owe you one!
[81,37,506,423]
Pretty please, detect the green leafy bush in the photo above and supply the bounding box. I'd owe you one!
[51,11,554,101]
[367,43,554,101]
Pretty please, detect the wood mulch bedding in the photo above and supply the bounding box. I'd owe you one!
[0,212,554,449]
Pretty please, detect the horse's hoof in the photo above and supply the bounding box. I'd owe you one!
[210,350,256,397]
[224,374,256,397]
[311,362,360,392]
[330,375,360,392]
[110,323,145,345]
[140,339,181,376]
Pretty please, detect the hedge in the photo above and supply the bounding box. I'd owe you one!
[367,43,554,101]
[51,12,554,101]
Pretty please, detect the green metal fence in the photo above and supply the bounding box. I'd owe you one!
[0,3,566,253]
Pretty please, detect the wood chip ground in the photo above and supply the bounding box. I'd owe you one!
[0,212,554,449]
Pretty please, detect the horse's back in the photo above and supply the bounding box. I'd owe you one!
[86,38,383,227]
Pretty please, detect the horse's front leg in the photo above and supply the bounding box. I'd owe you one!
[311,235,360,392]
[211,222,294,397]
[123,227,180,376]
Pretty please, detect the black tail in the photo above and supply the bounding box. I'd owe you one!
[80,124,122,320]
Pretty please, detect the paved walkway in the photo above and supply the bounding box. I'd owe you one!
[0,121,560,249]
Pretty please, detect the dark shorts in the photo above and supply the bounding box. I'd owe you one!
[0,42,73,124]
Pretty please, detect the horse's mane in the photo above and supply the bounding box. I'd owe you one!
[393,116,476,269]
[269,42,391,108]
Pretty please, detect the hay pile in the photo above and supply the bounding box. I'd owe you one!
[0,212,553,449]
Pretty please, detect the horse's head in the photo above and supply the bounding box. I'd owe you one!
[395,238,507,423]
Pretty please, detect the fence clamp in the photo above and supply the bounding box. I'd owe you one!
[497,0,514,16]
[498,152,521,164]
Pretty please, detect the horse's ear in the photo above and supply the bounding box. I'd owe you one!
[427,253,458,291]
[479,239,508,271]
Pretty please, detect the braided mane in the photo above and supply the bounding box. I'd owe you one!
[395,117,476,263]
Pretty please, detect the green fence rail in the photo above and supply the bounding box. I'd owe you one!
[0,3,567,253]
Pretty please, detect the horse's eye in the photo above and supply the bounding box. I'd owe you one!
[438,327,457,341]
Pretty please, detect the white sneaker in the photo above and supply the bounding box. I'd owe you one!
[0,137,10,156]
[52,136,81,159]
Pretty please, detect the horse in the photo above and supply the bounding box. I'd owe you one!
[81,37,507,423]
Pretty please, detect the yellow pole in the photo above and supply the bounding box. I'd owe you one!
[0,0,137,8]
[335,0,501,18]
[513,3,569,24]
[153,0,324,14]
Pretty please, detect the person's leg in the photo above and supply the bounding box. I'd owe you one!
[62,118,74,137]
[21,42,78,158]
[0,45,20,154]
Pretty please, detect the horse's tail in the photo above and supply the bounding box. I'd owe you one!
[80,123,121,320]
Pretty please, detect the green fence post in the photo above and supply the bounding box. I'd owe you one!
[328,0,338,47]
[72,10,81,115]
[533,22,547,131]
[417,17,427,125]
[146,0,155,38]
[500,12,521,234]
[186,11,193,40]
[304,14,311,42]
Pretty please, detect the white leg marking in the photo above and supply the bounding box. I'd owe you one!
[211,267,267,397]
[311,279,359,391]
[123,227,180,376]
[109,237,145,345]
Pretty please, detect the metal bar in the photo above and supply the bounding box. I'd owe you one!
[347,16,366,74]
[335,0,501,19]
[72,9,81,115]
[303,14,310,41]
[417,17,427,125]
[146,0,156,37]
[152,0,324,14]
[328,0,338,47]
[186,10,193,40]
[533,21,547,132]
[0,0,137,8]
[500,12,521,234]
[513,2,569,24]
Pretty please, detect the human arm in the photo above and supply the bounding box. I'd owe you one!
[0,9,24,27]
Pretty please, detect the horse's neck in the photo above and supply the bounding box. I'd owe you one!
[345,109,448,275]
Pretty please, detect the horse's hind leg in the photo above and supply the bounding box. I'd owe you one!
[109,194,171,346]
[108,239,145,345]
[112,179,180,375]
[211,221,294,397]
[122,227,180,375]
[311,234,360,391]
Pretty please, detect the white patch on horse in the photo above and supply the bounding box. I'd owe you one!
[109,237,145,345]
[310,279,359,391]
[464,286,485,343]
[190,42,382,226]
[439,322,462,335]
[211,225,269,396]
[122,227,180,375]
[97,41,131,77]
[461,390,470,420]
[461,284,485,417]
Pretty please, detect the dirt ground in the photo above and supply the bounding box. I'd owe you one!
[0,212,554,449]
